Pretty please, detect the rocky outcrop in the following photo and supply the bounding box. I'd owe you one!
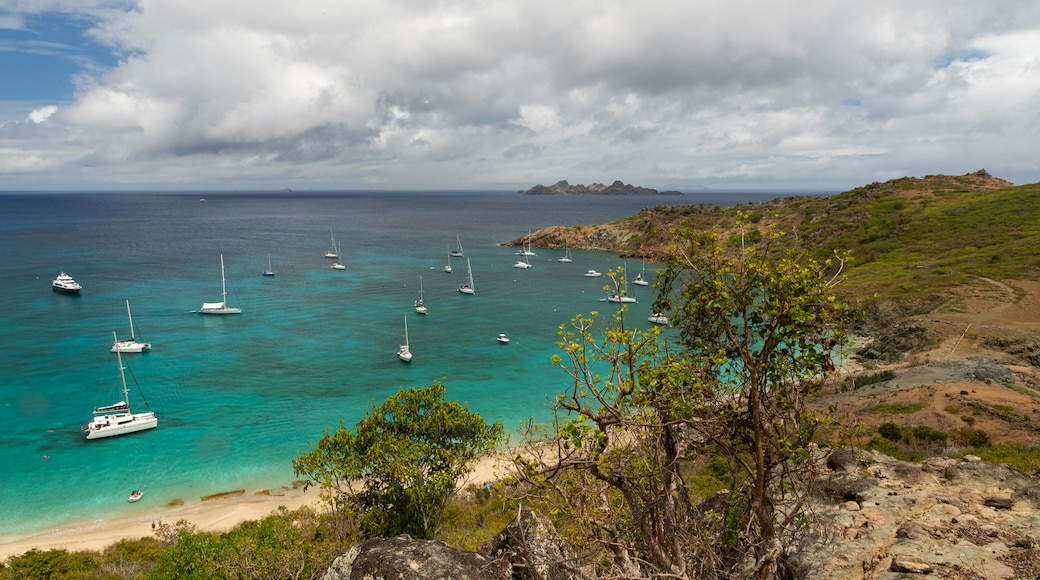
[519,180,680,196]
[791,449,1040,579]
[322,511,592,580]
[320,535,510,580]
[480,509,595,580]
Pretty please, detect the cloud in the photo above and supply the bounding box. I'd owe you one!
[1,0,1039,190]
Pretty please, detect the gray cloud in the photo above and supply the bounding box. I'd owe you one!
[1,0,1038,190]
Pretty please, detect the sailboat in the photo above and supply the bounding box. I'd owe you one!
[558,242,573,263]
[331,239,346,270]
[633,259,649,286]
[325,231,340,259]
[398,316,413,362]
[516,230,536,256]
[112,300,151,353]
[513,252,532,269]
[607,268,637,303]
[444,250,453,273]
[414,276,428,314]
[450,235,464,257]
[83,334,157,440]
[198,254,242,314]
[458,257,475,295]
[263,253,275,277]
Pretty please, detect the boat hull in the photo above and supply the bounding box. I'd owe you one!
[112,340,151,353]
[85,413,158,440]
[198,308,242,314]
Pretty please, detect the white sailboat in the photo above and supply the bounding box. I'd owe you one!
[445,249,453,273]
[516,230,536,256]
[84,334,157,440]
[414,276,428,314]
[398,316,413,362]
[458,257,475,295]
[513,252,532,269]
[633,259,649,286]
[112,300,151,353]
[607,268,637,303]
[198,254,242,314]
[450,235,464,257]
[325,231,340,259]
[263,253,275,277]
[331,239,346,270]
[558,242,573,263]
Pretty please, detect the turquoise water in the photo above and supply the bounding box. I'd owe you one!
[0,190,767,537]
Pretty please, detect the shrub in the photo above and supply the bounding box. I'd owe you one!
[854,370,896,388]
[911,425,948,442]
[877,423,902,442]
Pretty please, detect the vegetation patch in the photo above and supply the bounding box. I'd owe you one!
[859,402,926,415]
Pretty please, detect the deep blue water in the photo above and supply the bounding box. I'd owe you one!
[0,190,781,537]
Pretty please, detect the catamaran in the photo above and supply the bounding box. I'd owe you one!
[112,300,152,353]
[83,335,157,440]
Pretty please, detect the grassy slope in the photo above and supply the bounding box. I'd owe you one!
[608,173,1040,307]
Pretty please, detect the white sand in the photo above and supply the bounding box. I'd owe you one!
[0,453,513,560]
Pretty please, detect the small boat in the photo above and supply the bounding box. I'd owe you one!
[414,276,428,315]
[52,272,82,294]
[263,253,275,277]
[398,316,413,362]
[607,293,638,303]
[497,333,510,344]
[450,235,464,257]
[83,335,158,440]
[128,490,143,503]
[558,243,573,263]
[633,259,649,286]
[325,231,340,259]
[584,269,602,277]
[198,254,242,314]
[330,239,345,270]
[112,300,152,353]
[516,230,536,256]
[458,257,475,295]
[648,313,670,325]
[513,253,532,269]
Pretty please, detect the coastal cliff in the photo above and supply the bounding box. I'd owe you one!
[518,179,680,196]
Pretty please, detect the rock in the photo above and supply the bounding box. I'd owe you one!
[889,553,935,573]
[984,497,1015,510]
[518,180,678,196]
[320,535,510,580]
[481,509,594,580]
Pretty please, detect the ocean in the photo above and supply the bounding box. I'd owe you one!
[0,189,780,538]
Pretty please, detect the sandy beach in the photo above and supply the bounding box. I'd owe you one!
[0,453,513,561]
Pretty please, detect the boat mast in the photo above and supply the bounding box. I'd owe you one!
[126,299,136,341]
[220,254,228,306]
[114,331,130,407]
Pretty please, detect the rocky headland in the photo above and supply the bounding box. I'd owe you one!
[518,179,680,196]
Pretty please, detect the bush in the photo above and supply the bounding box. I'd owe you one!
[877,422,902,442]
[911,425,948,442]
[854,370,896,389]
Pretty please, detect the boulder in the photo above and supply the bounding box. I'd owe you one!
[481,509,594,580]
[320,535,510,580]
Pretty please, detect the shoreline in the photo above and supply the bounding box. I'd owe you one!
[0,452,513,561]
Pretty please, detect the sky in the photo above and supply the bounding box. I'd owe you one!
[1,1,1038,192]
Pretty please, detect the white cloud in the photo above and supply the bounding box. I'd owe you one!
[1,0,1039,189]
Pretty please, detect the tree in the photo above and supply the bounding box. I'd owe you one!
[515,218,850,579]
[292,381,504,540]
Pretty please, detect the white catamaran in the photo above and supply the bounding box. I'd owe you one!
[84,335,157,440]
[112,300,151,353]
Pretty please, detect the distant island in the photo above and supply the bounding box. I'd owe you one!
[518,180,681,196]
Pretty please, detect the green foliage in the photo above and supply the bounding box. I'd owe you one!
[293,381,503,540]
[864,436,922,463]
[975,443,1040,472]
[911,425,948,442]
[436,484,521,551]
[877,422,902,442]
[861,402,925,415]
[955,427,990,447]
[0,548,100,580]
[854,370,896,388]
